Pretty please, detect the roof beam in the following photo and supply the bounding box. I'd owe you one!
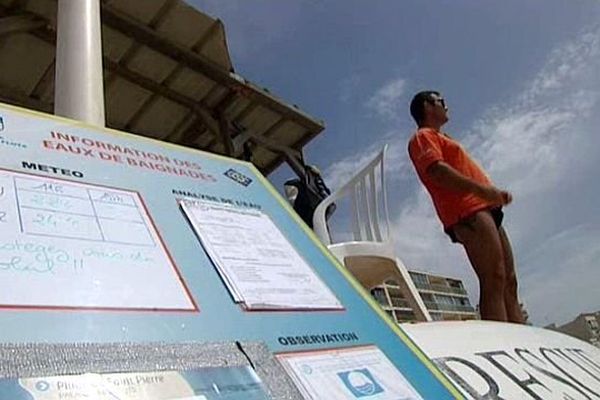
[250,133,305,178]
[0,4,219,146]
[100,3,324,133]
[0,14,46,37]
[203,100,256,149]
[194,19,223,54]
[0,6,213,126]
[165,110,196,142]
[100,4,234,80]
[117,11,223,140]
[263,130,318,175]
[0,84,53,113]
[218,113,234,156]
[104,0,177,89]
[104,58,232,146]
[103,58,214,118]
[0,1,323,175]
[30,60,55,100]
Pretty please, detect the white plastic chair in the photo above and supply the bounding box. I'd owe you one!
[313,144,431,322]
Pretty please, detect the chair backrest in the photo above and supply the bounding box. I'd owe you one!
[314,144,390,246]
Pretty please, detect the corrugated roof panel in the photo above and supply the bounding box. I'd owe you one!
[0,0,324,174]
[194,130,214,148]
[0,34,53,94]
[224,96,252,121]
[198,28,231,70]
[126,46,179,83]
[156,2,212,48]
[24,0,56,24]
[209,142,225,154]
[238,105,281,136]
[168,67,216,102]
[36,70,55,104]
[252,146,278,170]
[202,85,230,108]
[273,121,307,145]
[105,0,168,25]
[105,77,153,127]
[130,97,188,138]
[102,26,135,62]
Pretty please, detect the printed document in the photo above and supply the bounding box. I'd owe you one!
[181,200,342,310]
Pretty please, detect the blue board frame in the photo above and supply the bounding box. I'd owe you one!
[0,103,462,399]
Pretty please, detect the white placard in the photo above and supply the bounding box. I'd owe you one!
[19,371,203,400]
[402,321,600,400]
[0,169,195,310]
[277,346,423,400]
[181,199,342,310]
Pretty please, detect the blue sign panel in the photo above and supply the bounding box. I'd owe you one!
[0,103,461,399]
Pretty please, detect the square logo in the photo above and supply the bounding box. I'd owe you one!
[224,168,252,187]
[337,368,384,398]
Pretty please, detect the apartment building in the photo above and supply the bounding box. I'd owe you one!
[371,270,478,323]
[547,311,600,347]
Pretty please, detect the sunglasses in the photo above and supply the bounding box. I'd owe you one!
[428,96,447,110]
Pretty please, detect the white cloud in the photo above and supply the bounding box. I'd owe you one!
[323,134,409,191]
[189,0,305,63]
[393,24,600,325]
[339,74,362,103]
[324,24,600,325]
[365,78,407,121]
[520,224,600,326]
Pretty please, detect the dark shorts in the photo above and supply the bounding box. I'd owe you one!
[445,207,504,243]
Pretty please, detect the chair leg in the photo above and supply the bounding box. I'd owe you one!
[393,258,432,322]
[343,255,432,322]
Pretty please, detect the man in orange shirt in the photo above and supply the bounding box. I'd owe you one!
[407,90,524,323]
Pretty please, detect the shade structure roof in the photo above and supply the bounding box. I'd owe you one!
[0,0,325,175]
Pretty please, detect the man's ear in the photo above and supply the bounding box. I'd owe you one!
[422,101,432,119]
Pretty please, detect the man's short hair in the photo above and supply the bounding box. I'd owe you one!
[410,90,440,125]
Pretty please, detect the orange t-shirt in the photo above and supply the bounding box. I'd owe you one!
[408,128,499,229]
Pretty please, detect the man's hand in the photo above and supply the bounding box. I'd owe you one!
[476,185,513,205]
[427,162,513,205]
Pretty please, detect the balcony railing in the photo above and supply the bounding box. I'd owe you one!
[389,298,411,308]
[424,301,475,313]
[414,282,468,295]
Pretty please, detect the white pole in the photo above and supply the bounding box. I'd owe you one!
[54,0,105,127]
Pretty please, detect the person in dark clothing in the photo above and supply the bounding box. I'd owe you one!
[284,165,335,228]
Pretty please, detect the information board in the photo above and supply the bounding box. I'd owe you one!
[0,170,194,311]
[0,103,461,399]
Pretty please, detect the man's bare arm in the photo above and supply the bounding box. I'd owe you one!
[427,161,512,205]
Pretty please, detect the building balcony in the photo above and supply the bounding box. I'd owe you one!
[389,298,411,308]
[424,301,475,313]
[414,282,468,296]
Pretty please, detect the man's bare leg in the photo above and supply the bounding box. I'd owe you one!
[498,227,525,323]
[454,211,507,321]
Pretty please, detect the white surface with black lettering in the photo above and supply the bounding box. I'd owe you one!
[403,321,600,400]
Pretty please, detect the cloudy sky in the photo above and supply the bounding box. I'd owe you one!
[190,0,600,326]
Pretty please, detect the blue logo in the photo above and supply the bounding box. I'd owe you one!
[0,116,4,132]
[224,168,252,187]
[337,369,384,398]
[35,380,50,391]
